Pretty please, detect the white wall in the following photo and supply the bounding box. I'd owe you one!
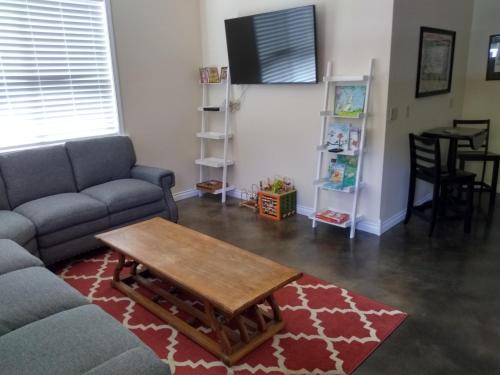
[109,0,202,196]
[463,0,500,189]
[381,0,474,222]
[200,0,394,228]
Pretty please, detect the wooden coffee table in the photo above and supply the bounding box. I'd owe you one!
[96,218,302,365]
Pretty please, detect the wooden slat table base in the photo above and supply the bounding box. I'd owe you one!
[112,253,286,366]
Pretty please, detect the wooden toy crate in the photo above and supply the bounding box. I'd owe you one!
[258,190,297,221]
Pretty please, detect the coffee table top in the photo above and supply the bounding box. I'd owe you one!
[96,218,302,316]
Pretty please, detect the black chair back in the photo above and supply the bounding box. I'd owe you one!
[409,133,441,178]
[453,119,490,150]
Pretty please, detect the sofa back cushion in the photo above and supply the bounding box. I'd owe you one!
[0,146,77,208]
[0,171,10,210]
[66,136,136,191]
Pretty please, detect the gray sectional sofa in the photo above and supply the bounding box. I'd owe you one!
[0,135,178,265]
[0,239,170,375]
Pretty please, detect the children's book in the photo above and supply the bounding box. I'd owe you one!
[323,159,345,190]
[334,85,366,117]
[315,210,350,224]
[326,123,350,153]
[337,155,358,189]
[208,67,220,83]
[199,67,209,83]
[348,127,361,152]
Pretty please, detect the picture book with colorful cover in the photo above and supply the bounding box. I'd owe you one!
[348,127,361,152]
[334,85,367,117]
[323,159,345,190]
[315,210,350,224]
[326,123,350,152]
[337,155,359,189]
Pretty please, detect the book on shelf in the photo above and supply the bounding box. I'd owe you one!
[220,67,228,81]
[326,123,361,153]
[315,210,350,224]
[323,160,344,190]
[199,67,209,84]
[334,85,367,117]
[323,155,359,191]
[207,67,220,83]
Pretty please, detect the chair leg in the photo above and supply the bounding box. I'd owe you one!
[488,159,499,223]
[464,179,474,233]
[405,173,416,224]
[429,183,440,237]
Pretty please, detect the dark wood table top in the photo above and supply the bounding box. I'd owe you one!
[422,127,487,149]
[96,218,302,316]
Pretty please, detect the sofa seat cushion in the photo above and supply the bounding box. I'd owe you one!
[82,179,164,214]
[0,267,89,336]
[0,210,36,246]
[0,304,160,375]
[0,239,42,276]
[14,193,108,236]
[38,217,109,248]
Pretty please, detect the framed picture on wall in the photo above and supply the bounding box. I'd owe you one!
[486,34,500,81]
[416,27,456,98]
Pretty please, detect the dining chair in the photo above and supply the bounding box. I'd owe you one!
[405,134,476,236]
[454,119,500,222]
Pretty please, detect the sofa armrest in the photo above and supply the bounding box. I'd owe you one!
[131,165,178,222]
[131,165,175,189]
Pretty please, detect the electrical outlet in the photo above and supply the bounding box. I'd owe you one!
[390,107,399,121]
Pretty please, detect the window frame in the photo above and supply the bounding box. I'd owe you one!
[0,0,124,153]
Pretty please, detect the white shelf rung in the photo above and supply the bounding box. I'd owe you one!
[320,111,365,119]
[197,106,225,112]
[323,75,369,83]
[196,132,233,140]
[195,157,234,168]
[316,144,359,156]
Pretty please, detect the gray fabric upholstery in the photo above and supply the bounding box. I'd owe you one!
[38,217,109,248]
[0,239,42,276]
[0,210,36,246]
[0,171,9,210]
[15,193,108,236]
[0,145,76,208]
[0,267,89,336]
[82,179,164,213]
[66,136,136,191]
[40,233,102,265]
[83,347,171,375]
[109,201,166,227]
[131,165,175,189]
[23,238,39,257]
[0,305,153,375]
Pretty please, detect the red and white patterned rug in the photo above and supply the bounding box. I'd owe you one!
[56,250,407,375]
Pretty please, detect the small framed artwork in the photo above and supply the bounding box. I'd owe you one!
[199,67,209,84]
[207,67,220,83]
[220,67,228,81]
[486,34,500,81]
[416,27,456,98]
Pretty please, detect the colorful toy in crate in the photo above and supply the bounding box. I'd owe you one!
[258,177,297,221]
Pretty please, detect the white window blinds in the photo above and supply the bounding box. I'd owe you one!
[0,0,120,149]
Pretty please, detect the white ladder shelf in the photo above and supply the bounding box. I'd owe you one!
[197,73,234,203]
[311,59,374,239]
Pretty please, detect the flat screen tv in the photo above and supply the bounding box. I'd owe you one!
[224,5,318,85]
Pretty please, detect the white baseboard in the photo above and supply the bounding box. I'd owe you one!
[173,188,199,202]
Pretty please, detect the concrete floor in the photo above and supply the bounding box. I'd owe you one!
[177,195,500,375]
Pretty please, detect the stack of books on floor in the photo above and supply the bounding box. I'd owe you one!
[315,210,350,225]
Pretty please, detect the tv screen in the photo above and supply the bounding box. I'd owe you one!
[224,5,318,85]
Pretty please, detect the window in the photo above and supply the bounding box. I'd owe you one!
[0,0,121,150]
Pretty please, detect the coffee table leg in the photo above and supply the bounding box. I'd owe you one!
[204,302,232,356]
[113,253,125,283]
